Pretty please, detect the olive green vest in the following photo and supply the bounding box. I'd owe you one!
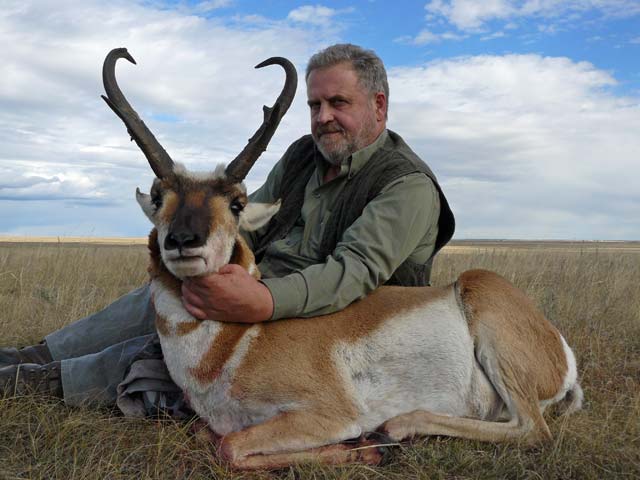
[254,130,455,286]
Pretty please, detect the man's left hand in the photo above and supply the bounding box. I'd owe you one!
[181,264,274,323]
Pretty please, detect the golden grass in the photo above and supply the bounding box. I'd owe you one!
[1,241,639,479]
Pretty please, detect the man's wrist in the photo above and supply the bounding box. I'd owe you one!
[260,273,307,320]
[257,281,275,321]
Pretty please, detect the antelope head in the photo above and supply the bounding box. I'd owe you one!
[102,48,296,279]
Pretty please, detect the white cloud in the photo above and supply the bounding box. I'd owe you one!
[426,0,515,30]
[193,0,232,13]
[413,29,440,44]
[0,173,106,202]
[538,23,558,34]
[424,0,640,31]
[389,54,640,239]
[398,28,467,45]
[481,31,506,40]
[287,5,352,27]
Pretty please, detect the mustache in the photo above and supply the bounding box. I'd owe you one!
[316,124,345,136]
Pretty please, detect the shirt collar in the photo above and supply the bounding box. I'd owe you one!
[349,128,388,177]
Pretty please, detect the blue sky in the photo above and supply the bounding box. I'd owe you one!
[1,0,639,239]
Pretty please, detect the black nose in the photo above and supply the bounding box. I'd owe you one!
[164,230,203,250]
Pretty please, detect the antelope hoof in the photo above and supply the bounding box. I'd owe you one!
[362,432,397,465]
[348,438,388,466]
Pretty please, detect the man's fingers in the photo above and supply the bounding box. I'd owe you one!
[218,264,243,275]
[183,299,208,320]
[183,276,218,296]
[182,283,205,308]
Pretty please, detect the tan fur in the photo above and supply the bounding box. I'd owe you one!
[458,269,567,402]
[147,230,181,293]
[219,411,382,467]
[207,196,239,248]
[155,311,171,337]
[176,321,201,336]
[191,323,253,383]
[230,236,260,279]
[224,437,384,470]
[159,190,180,225]
[186,191,206,208]
[383,409,541,444]
[456,269,569,442]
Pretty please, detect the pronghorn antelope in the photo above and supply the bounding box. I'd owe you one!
[102,48,583,470]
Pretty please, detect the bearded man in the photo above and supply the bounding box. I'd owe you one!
[1,44,454,411]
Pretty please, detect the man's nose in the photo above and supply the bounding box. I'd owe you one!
[316,103,334,124]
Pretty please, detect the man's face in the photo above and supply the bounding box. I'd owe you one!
[307,62,386,165]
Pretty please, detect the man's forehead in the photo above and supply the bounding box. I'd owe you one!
[306,62,361,98]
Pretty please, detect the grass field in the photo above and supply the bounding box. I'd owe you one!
[1,240,639,479]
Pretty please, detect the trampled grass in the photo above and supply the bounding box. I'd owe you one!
[1,240,639,479]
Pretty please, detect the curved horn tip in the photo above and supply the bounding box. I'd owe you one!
[108,47,137,65]
[254,56,291,69]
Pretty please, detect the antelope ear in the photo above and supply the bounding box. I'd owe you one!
[136,187,156,222]
[239,200,281,231]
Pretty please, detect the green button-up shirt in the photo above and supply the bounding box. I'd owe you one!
[245,129,440,320]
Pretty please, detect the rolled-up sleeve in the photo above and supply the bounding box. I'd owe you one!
[261,173,440,319]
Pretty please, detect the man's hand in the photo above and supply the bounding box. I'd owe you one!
[181,264,274,323]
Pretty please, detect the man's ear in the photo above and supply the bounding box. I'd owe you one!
[136,188,156,222]
[374,91,387,121]
[239,200,281,231]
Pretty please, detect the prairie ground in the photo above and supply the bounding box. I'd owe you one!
[0,240,638,479]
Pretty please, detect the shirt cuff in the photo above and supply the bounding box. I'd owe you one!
[260,273,308,320]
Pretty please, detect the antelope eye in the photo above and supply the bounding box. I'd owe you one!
[230,199,244,216]
[151,193,162,208]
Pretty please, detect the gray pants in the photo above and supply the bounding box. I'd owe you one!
[45,284,156,407]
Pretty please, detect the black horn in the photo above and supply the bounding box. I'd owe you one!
[102,48,175,179]
[225,57,298,183]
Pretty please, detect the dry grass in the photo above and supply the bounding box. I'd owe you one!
[1,241,639,479]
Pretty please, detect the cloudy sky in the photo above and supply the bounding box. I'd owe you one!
[1,0,639,240]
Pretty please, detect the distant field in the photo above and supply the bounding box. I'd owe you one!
[0,235,148,245]
[448,239,640,252]
[0,240,638,479]
[2,235,639,251]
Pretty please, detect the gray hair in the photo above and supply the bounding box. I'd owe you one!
[306,43,389,108]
